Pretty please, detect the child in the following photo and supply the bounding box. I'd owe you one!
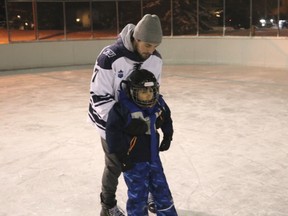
[105,69,177,215]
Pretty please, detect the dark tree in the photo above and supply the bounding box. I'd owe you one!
[144,0,214,35]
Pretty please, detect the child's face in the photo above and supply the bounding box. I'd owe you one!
[137,87,154,104]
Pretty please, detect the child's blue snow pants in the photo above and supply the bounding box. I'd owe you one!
[123,159,177,216]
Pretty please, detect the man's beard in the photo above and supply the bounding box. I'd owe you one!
[134,44,150,61]
[140,53,151,60]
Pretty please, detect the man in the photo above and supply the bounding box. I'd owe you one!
[88,14,163,215]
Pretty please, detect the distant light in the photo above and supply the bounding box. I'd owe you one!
[76,18,80,22]
[215,11,221,18]
[259,19,265,23]
[259,19,266,27]
[17,15,21,19]
[279,20,286,28]
[25,22,28,26]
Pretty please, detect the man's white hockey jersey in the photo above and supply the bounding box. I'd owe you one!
[88,24,163,138]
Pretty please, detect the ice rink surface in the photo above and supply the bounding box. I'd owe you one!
[1,64,288,216]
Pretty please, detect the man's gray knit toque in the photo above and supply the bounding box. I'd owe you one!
[133,14,163,44]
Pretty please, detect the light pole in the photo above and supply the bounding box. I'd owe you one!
[277,0,280,36]
[32,0,38,40]
[197,0,199,36]
[4,0,11,43]
[223,0,226,36]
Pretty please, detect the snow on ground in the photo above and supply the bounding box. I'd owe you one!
[1,65,288,216]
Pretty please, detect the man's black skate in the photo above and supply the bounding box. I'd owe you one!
[100,205,125,216]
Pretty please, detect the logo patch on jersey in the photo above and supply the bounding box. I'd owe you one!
[118,70,124,78]
[103,48,116,58]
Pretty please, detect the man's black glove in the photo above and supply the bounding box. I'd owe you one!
[159,134,173,151]
[124,118,147,135]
